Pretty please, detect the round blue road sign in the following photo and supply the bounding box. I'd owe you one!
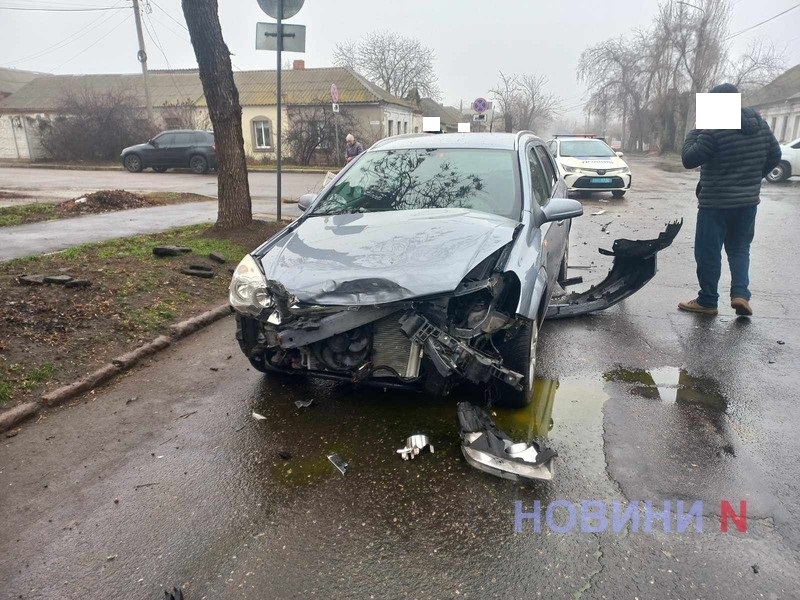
[473,97,488,114]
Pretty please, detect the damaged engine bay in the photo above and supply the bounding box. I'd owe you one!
[232,219,681,482]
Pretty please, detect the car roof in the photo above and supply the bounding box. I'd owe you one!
[551,136,609,142]
[369,132,544,152]
[159,129,212,134]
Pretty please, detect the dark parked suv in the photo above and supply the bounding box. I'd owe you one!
[120,130,217,174]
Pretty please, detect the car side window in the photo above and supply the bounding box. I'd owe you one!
[155,133,175,147]
[528,146,552,207]
[173,133,193,146]
[536,146,558,189]
[547,140,557,158]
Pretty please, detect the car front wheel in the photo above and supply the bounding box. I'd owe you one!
[190,155,209,174]
[612,190,626,198]
[123,154,143,173]
[766,161,791,183]
[494,318,539,408]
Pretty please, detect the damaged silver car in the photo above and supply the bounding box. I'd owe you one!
[230,132,680,408]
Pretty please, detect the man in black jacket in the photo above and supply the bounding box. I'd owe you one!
[679,83,781,317]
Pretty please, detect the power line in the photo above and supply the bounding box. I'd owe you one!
[149,0,188,31]
[143,9,188,99]
[0,4,126,11]
[725,2,800,40]
[51,10,132,71]
[3,0,125,66]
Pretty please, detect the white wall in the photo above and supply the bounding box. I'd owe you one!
[0,115,31,159]
[760,100,800,143]
[383,105,414,137]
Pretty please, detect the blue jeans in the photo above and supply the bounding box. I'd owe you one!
[695,205,757,308]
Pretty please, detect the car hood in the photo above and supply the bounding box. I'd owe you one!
[121,142,151,155]
[559,156,628,170]
[258,208,518,305]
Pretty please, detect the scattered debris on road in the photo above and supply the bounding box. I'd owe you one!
[592,209,607,216]
[327,453,348,475]
[152,245,193,257]
[134,482,159,490]
[457,402,557,481]
[294,399,313,409]
[164,586,184,600]
[252,411,267,421]
[396,434,434,460]
[180,266,214,279]
[209,251,227,264]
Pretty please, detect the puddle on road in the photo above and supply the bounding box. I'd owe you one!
[247,375,609,488]
[603,366,727,412]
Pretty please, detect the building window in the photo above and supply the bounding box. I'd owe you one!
[252,117,273,150]
[414,126,419,133]
[793,115,800,141]
[770,117,777,132]
[388,120,393,136]
[780,115,789,141]
[404,121,408,134]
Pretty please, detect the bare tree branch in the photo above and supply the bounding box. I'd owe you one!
[333,31,440,99]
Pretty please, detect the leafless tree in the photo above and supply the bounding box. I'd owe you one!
[284,103,367,167]
[577,0,787,153]
[724,39,785,92]
[489,72,560,134]
[182,0,252,229]
[39,86,156,161]
[333,31,440,99]
[489,72,519,132]
[160,98,203,130]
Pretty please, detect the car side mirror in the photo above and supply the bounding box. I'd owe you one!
[298,193,317,212]
[541,197,583,223]
[149,139,157,147]
[615,151,624,157]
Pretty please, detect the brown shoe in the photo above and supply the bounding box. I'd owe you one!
[678,299,718,315]
[731,297,753,316]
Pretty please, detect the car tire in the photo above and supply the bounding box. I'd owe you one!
[153,166,168,173]
[190,155,209,174]
[123,154,143,173]
[766,161,791,183]
[494,317,539,408]
[612,190,626,198]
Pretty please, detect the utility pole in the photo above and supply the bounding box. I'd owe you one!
[132,0,154,122]
[276,0,282,221]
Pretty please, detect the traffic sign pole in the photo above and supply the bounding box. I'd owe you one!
[275,0,282,221]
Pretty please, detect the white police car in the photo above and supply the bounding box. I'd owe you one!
[547,135,632,198]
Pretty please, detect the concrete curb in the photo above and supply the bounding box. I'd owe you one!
[0,303,233,432]
[0,163,330,174]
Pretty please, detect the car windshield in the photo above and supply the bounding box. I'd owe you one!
[311,148,521,219]
[560,140,616,157]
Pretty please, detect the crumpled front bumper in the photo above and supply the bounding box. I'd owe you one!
[546,220,683,319]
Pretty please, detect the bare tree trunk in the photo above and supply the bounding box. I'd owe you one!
[181,0,252,229]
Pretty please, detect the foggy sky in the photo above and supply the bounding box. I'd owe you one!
[1,0,798,119]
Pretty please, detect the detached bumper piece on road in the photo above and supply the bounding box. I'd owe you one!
[546,220,683,319]
[457,402,556,481]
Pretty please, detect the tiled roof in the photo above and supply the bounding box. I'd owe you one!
[223,67,415,108]
[0,71,204,112]
[744,64,800,108]
[418,98,463,125]
[0,67,46,96]
[0,67,414,112]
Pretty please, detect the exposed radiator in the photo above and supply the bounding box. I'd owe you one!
[371,314,421,378]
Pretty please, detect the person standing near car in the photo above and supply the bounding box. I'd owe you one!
[344,133,363,163]
[678,83,781,317]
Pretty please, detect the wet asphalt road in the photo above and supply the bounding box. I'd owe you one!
[0,167,325,208]
[2,159,800,599]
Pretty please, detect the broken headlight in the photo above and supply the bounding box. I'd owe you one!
[229,254,273,317]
